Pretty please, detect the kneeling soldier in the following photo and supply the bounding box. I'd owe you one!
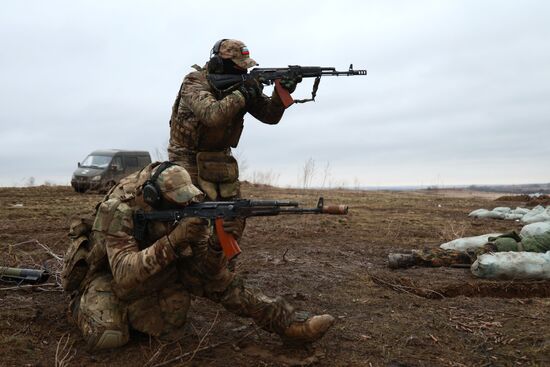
[62,162,334,350]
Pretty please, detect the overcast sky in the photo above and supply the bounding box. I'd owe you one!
[1,0,549,187]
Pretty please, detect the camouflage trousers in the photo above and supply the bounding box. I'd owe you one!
[410,248,484,267]
[178,244,295,335]
[70,273,191,350]
[71,245,294,350]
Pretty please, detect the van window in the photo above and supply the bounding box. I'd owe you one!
[81,155,112,169]
[125,156,139,168]
[111,156,123,171]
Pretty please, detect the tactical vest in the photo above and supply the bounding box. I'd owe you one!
[169,68,246,154]
[61,166,153,292]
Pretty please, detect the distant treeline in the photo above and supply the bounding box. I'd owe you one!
[467,183,550,194]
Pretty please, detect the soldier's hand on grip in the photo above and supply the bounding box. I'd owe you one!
[167,217,209,248]
[279,76,302,94]
[238,78,263,105]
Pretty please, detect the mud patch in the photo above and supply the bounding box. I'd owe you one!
[370,272,550,299]
[240,344,325,366]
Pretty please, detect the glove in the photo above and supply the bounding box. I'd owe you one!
[166,217,209,249]
[238,79,263,105]
[221,217,246,240]
[279,75,302,94]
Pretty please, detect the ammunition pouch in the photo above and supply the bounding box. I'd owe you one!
[62,217,94,292]
[62,200,121,292]
[196,151,239,200]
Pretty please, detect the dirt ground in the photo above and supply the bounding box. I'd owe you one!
[1,185,549,367]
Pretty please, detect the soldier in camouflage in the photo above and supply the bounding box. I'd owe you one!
[167,39,300,240]
[62,162,334,350]
[388,231,550,268]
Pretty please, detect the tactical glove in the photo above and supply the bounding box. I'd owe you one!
[279,75,302,94]
[238,79,263,105]
[166,217,209,249]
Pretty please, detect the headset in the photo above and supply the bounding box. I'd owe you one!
[142,161,175,208]
[208,39,227,74]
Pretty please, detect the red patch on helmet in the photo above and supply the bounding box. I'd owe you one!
[241,47,250,56]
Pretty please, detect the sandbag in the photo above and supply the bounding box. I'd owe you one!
[468,209,491,218]
[511,207,530,215]
[471,251,550,280]
[520,222,550,238]
[521,206,550,224]
[492,207,511,213]
[468,209,506,219]
[504,213,524,220]
[440,233,502,252]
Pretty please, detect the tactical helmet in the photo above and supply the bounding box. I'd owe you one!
[211,39,257,69]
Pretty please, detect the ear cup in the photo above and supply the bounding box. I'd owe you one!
[208,55,224,74]
[142,180,161,207]
[211,39,227,56]
[141,161,175,208]
[209,39,227,74]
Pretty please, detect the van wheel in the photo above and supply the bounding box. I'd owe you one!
[74,186,87,193]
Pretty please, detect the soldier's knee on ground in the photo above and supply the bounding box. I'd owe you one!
[77,274,129,350]
[128,284,191,341]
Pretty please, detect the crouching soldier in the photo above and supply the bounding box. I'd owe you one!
[61,162,334,350]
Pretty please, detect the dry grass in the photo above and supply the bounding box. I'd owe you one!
[55,333,75,367]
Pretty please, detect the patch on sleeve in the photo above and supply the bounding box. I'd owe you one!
[107,203,134,237]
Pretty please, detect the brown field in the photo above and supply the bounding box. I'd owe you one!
[0,185,548,367]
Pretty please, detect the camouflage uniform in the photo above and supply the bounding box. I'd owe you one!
[63,163,300,350]
[390,231,550,268]
[167,39,285,202]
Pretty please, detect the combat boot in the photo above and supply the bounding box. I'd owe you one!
[388,253,417,269]
[281,312,335,344]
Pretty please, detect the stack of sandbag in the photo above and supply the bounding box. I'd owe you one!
[520,205,550,224]
[468,205,550,223]
[440,223,550,253]
[471,251,550,279]
[464,225,550,279]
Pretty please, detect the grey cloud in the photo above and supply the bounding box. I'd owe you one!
[1,0,549,187]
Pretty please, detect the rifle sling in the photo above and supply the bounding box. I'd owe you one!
[293,76,321,104]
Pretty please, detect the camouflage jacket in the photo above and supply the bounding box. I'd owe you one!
[168,66,285,160]
[90,165,210,299]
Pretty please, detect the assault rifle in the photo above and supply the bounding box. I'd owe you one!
[134,197,348,260]
[208,64,367,108]
[0,266,50,284]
